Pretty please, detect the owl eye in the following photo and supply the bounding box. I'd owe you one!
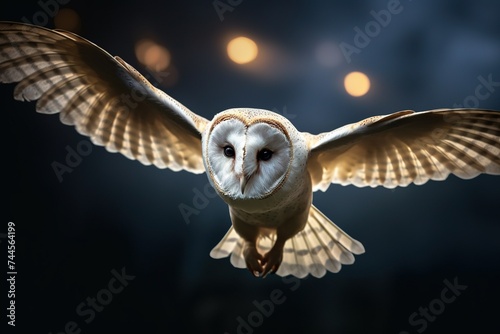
[258,149,273,161]
[223,145,235,158]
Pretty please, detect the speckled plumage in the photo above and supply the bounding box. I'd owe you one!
[2,22,500,278]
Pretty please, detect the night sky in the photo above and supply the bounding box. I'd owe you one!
[2,1,500,333]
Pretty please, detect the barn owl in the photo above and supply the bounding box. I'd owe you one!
[1,22,499,278]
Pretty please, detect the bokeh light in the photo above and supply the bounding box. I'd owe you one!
[344,71,371,97]
[227,36,259,64]
[54,8,81,33]
[135,39,171,71]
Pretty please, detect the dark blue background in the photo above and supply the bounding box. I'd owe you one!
[2,1,500,333]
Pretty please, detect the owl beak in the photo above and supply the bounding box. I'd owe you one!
[239,174,252,194]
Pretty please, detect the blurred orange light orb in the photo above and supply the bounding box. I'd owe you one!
[135,39,171,71]
[344,71,371,97]
[227,37,259,64]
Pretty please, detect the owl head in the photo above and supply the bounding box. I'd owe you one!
[202,108,299,202]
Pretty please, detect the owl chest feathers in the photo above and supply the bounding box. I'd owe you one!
[228,172,312,228]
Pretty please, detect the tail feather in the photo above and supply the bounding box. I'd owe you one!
[210,227,245,268]
[210,204,365,278]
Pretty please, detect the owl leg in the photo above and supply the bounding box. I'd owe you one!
[231,217,265,277]
[261,239,285,277]
[261,216,307,277]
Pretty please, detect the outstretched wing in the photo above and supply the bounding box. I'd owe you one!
[0,21,209,173]
[306,109,500,191]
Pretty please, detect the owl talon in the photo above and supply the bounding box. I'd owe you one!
[261,247,283,278]
[244,245,264,277]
